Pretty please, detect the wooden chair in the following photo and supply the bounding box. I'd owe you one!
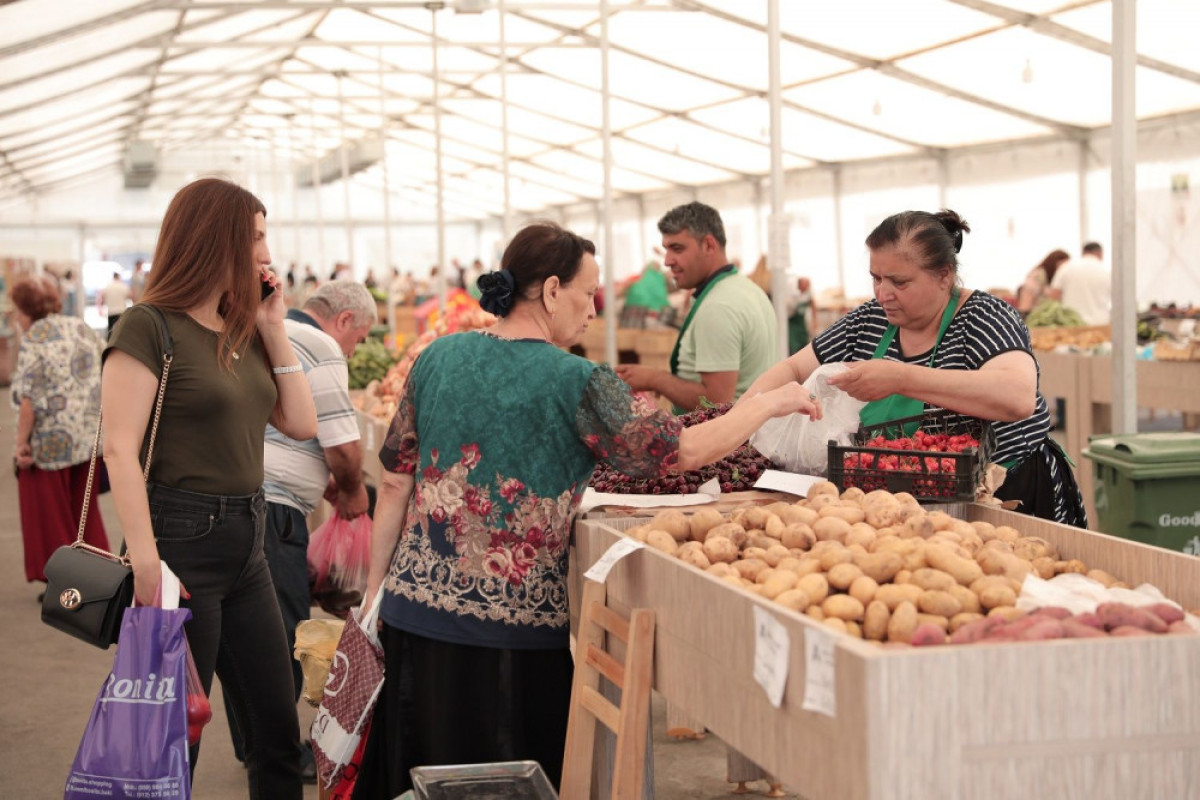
[560,579,656,800]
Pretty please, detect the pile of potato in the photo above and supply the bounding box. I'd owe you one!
[621,481,1191,646]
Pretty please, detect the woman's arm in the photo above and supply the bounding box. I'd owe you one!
[14,397,34,468]
[827,350,1037,422]
[363,471,414,608]
[101,351,162,605]
[257,291,317,441]
[739,344,821,403]
[676,382,820,471]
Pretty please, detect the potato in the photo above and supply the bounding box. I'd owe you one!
[1031,556,1057,580]
[970,575,1016,596]
[1147,603,1185,625]
[950,616,1000,643]
[893,569,913,585]
[901,543,929,572]
[875,583,923,611]
[625,524,651,542]
[740,506,773,531]
[1096,602,1167,633]
[887,601,919,643]
[1062,619,1109,639]
[911,624,947,647]
[915,613,950,632]
[741,546,769,562]
[747,532,784,551]
[705,562,737,579]
[1110,625,1151,637]
[813,516,852,543]
[779,504,819,527]
[763,544,790,568]
[822,617,848,634]
[1030,606,1072,620]
[1017,619,1065,641]
[849,575,879,607]
[975,548,1031,583]
[676,542,710,570]
[947,584,982,615]
[902,515,934,539]
[732,558,770,582]
[918,590,963,619]
[865,502,901,530]
[780,523,816,551]
[823,594,865,622]
[764,514,787,540]
[844,621,863,639]
[702,536,740,564]
[926,510,955,531]
[807,480,839,498]
[651,509,691,542]
[982,539,1014,554]
[987,606,1025,622]
[818,546,853,572]
[978,584,1017,611]
[705,522,747,546]
[806,493,837,512]
[909,568,957,592]
[818,504,867,525]
[1013,536,1057,562]
[827,562,864,591]
[993,525,1020,544]
[796,573,830,606]
[806,605,825,622]
[924,544,984,586]
[970,521,997,541]
[852,551,903,584]
[688,508,726,542]
[760,570,800,599]
[1056,559,1088,575]
[645,530,679,555]
[1168,621,1197,635]
[839,486,867,504]
[863,600,890,641]
[1086,568,1118,588]
[845,523,877,550]
[773,588,811,612]
[948,612,985,633]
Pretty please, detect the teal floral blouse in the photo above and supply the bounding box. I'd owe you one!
[378,331,682,649]
[11,314,103,469]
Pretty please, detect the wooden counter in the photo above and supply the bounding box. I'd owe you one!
[576,320,676,370]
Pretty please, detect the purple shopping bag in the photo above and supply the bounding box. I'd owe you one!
[64,606,192,800]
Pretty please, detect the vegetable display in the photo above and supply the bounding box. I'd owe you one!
[347,338,399,390]
[1025,300,1087,328]
[622,484,1196,646]
[589,403,777,494]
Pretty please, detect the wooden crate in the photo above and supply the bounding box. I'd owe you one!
[573,505,1200,800]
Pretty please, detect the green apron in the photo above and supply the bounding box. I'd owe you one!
[858,289,959,436]
[669,266,735,376]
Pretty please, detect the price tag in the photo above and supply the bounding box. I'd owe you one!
[583,538,645,584]
[752,605,790,708]
[801,625,837,717]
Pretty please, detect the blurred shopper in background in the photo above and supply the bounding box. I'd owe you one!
[103,177,316,799]
[101,270,130,334]
[354,221,819,798]
[10,276,108,590]
[787,275,817,354]
[1049,242,1110,325]
[130,258,148,302]
[1017,248,1070,316]
[617,202,776,412]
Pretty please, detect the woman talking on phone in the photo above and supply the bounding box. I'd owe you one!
[103,178,317,799]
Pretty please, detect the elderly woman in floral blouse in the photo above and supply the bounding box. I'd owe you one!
[11,276,108,590]
[354,222,820,798]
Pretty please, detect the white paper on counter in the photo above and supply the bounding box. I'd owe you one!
[753,470,823,497]
[583,538,645,584]
[578,477,720,515]
[752,605,790,708]
[801,625,837,717]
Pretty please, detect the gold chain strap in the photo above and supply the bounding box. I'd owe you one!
[74,354,173,555]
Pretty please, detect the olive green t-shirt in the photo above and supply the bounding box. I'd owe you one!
[104,305,278,496]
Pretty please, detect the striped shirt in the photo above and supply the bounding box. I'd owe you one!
[812,291,1049,465]
[263,316,360,513]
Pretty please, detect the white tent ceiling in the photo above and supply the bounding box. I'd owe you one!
[1,0,1199,218]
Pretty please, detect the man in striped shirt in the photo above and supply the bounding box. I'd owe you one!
[227,280,376,775]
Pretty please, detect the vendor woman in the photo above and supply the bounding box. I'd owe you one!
[744,209,1086,527]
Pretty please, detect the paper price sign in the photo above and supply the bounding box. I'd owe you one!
[752,605,790,708]
[802,626,837,717]
[583,538,645,584]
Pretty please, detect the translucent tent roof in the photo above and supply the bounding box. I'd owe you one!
[2,0,1199,216]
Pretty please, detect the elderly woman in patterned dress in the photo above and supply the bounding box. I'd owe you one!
[11,276,108,591]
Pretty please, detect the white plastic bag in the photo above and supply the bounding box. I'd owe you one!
[750,363,867,474]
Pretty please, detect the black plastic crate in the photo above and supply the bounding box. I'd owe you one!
[826,409,994,502]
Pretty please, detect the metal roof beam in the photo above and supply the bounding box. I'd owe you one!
[0,1,160,59]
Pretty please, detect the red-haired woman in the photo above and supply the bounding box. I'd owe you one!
[10,276,109,589]
[103,178,317,799]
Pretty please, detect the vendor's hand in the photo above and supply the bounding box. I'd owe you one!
[614,364,660,392]
[255,267,286,331]
[826,360,905,402]
[761,382,823,421]
[14,442,34,470]
[336,484,370,520]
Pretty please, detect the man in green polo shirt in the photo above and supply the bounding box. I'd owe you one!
[616,201,776,413]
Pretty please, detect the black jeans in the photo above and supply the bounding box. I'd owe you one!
[148,483,303,800]
[226,501,311,760]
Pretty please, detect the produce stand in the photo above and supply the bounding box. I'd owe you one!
[576,319,676,371]
[571,502,1200,800]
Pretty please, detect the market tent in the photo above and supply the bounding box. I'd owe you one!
[2,0,1200,304]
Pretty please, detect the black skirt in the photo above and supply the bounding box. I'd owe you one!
[352,624,574,800]
[993,437,1088,528]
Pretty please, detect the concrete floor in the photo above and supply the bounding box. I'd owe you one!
[0,397,791,800]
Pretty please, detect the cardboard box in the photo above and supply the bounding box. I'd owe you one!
[572,504,1200,800]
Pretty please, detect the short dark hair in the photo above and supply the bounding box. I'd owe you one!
[1082,242,1103,256]
[865,209,971,276]
[658,202,726,248]
[502,221,595,302]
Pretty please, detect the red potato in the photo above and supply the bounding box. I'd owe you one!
[911,624,947,647]
[1072,611,1104,629]
[1110,625,1152,637]
[1148,603,1186,625]
[1030,606,1072,620]
[1017,619,1065,641]
[1062,619,1108,639]
[949,616,1000,644]
[1168,621,1197,635]
[1096,602,1168,634]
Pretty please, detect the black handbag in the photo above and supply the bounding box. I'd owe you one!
[41,305,173,649]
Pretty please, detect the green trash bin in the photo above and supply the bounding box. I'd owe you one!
[1083,432,1200,554]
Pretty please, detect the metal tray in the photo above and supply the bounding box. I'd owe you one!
[409,760,557,800]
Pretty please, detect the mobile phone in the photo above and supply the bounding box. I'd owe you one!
[261,277,276,301]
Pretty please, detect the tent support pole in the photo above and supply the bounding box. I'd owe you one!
[601,0,616,367]
[1112,0,1137,434]
[337,71,355,272]
[499,0,513,243]
[768,0,789,361]
[310,97,325,279]
[379,46,395,338]
[833,165,845,302]
[431,3,446,314]
[1078,138,1090,245]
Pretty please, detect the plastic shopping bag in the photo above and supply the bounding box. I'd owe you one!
[312,587,385,794]
[308,515,373,617]
[63,605,192,800]
[750,363,867,475]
